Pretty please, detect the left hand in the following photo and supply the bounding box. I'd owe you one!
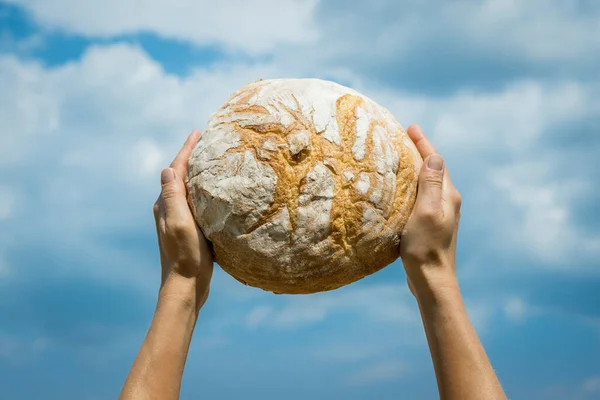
[153,130,214,308]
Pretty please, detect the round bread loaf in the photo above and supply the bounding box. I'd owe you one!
[186,78,422,294]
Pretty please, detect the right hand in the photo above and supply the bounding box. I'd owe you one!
[400,125,462,298]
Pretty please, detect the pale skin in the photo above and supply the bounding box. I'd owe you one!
[119,126,507,400]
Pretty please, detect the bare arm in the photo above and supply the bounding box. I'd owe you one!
[120,130,214,400]
[401,125,506,400]
[416,276,505,400]
[119,276,200,400]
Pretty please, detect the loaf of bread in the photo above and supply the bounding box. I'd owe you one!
[186,78,422,294]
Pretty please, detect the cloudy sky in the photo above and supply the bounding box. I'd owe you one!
[0,0,599,399]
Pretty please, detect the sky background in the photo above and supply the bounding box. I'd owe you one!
[0,0,599,399]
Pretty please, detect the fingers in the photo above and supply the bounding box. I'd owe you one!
[158,130,200,235]
[153,196,164,240]
[153,130,213,285]
[408,124,444,214]
[407,125,438,159]
[415,154,445,215]
[160,167,194,236]
[408,124,460,208]
[170,130,201,179]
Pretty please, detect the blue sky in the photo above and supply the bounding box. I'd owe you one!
[0,0,599,399]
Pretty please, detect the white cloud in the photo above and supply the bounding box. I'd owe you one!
[0,186,16,220]
[0,332,49,364]
[582,375,600,393]
[245,305,274,330]
[0,30,44,55]
[5,0,319,53]
[491,162,600,264]
[0,42,285,168]
[0,55,60,166]
[296,0,600,68]
[196,1,595,95]
[347,360,408,386]
[0,43,285,253]
[542,374,600,400]
[449,0,600,61]
[7,0,599,76]
[0,256,10,279]
[245,283,419,330]
[352,80,592,153]
[312,344,384,364]
[464,301,495,336]
[503,297,527,323]
[194,336,229,350]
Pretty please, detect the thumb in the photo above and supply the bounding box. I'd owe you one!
[160,168,192,225]
[415,154,445,213]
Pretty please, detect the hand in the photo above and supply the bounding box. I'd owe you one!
[400,125,462,298]
[153,130,214,308]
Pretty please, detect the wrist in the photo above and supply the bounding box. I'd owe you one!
[405,262,461,305]
[413,277,462,310]
[159,273,201,312]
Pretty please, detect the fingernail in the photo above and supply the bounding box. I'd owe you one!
[161,168,175,184]
[426,154,444,171]
[191,129,202,140]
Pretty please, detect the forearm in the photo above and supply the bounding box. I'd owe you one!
[119,274,200,400]
[415,271,506,400]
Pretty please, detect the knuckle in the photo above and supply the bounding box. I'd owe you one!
[452,189,462,207]
[161,184,180,200]
[153,201,160,218]
[418,207,442,224]
[168,220,189,237]
[422,173,443,187]
[403,246,444,266]
[168,218,196,240]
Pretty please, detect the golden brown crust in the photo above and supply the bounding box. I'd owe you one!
[187,79,421,294]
